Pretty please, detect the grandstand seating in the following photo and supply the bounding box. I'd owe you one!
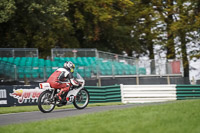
[0,57,146,80]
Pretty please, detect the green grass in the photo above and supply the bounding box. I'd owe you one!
[0,102,123,114]
[0,99,200,133]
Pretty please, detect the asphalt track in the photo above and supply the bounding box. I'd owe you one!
[0,102,171,126]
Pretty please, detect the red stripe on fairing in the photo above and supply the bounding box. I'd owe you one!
[73,80,78,84]
[66,97,69,101]
[40,84,43,89]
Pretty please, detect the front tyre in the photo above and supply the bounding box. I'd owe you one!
[73,89,89,109]
[38,90,55,113]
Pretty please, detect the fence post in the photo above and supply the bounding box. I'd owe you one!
[98,78,101,86]
[136,76,139,85]
[120,84,124,103]
[167,76,170,85]
[14,65,17,81]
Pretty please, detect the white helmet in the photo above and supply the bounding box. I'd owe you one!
[64,61,75,72]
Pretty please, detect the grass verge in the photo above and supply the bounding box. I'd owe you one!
[0,102,123,114]
[0,99,200,133]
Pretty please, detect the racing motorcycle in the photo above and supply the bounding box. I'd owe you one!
[38,73,89,113]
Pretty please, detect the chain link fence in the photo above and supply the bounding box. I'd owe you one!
[0,48,183,82]
[0,48,38,57]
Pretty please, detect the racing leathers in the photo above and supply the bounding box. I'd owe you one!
[47,67,80,100]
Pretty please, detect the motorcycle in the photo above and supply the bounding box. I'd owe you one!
[38,73,90,113]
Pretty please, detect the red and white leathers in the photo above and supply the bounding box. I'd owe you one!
[47,68,79,100]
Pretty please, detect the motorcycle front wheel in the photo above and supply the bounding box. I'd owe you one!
[38,90,55,113]
[73,89,90,109]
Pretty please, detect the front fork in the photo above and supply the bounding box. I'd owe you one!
[49,89,56,101]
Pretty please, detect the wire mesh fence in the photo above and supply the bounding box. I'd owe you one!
[0,48,183,82]
[0,48,38,57]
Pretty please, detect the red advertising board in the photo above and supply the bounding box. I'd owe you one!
[171,61,181,74]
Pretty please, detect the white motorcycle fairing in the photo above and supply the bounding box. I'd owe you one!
[66,76,85,103]
[39,83,52,90]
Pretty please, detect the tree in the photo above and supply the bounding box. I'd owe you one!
[128,0,160,59]
[0,0,71,57]
[0,0,16,23]
[153,0,176,59]
[170,0,200,77]
[66,0,135,55]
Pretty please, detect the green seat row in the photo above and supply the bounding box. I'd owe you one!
[0,57,147,79]
[54,57,146,76]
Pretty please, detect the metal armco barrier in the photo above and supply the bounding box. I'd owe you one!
[1,84,200,106]
[85,85,121,103]
[120,84,200,103]
[120,84,177,103]
[176,85,200,100]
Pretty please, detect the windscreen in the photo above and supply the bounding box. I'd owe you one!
[77,73,83,80]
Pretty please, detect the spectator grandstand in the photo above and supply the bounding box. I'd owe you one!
[0,48,182,82]
[0,56,146,80]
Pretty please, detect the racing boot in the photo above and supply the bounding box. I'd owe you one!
[54,92,63,101]
[55,88,69,106]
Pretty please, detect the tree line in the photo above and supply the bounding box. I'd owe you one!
[0,0,200,77]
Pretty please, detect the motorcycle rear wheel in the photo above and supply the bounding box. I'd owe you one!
[38,90,55,113]
[73,89,90,109]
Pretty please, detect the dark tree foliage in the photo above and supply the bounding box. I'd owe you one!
[0,0,200,77]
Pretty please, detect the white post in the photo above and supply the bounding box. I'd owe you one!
[120,84,124,103]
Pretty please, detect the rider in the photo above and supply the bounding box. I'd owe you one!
[47,61,80,101]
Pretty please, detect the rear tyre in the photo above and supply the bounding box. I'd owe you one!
[73,89,89,109]
[38,90,55,113]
